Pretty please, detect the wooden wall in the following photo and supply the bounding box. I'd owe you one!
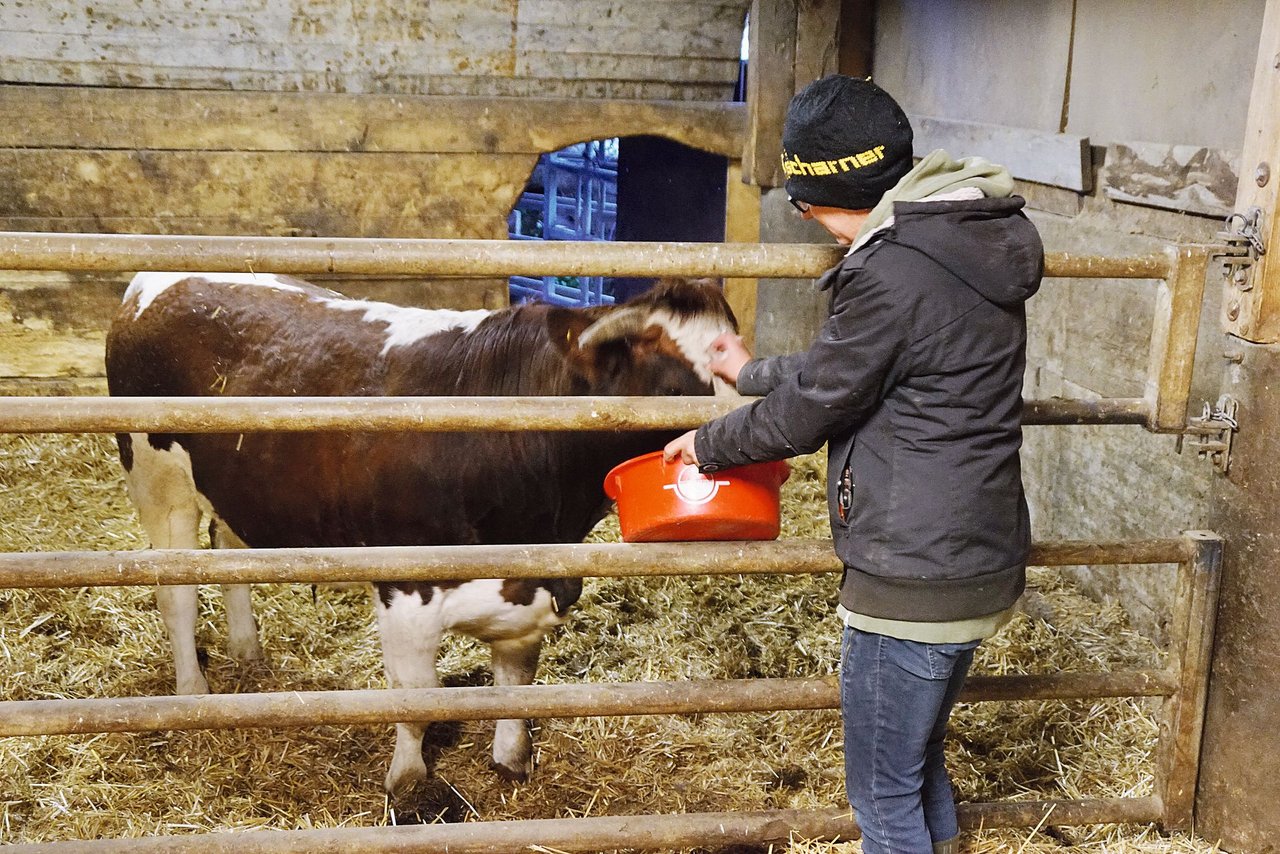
[0,1,752,391]
[0,1,749,100]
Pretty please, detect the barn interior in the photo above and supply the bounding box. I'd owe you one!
[2,1,1278,852]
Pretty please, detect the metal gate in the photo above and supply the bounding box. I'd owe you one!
[0,233,1222,851]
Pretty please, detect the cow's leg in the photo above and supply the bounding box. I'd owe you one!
[120,434,209,695]
[375,586,443,796]
[210,519,263,663]
[489,635,543,782]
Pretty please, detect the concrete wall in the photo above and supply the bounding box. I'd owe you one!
[874,0,1261,149]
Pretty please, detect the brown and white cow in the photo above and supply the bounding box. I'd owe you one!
[104,271,735,796]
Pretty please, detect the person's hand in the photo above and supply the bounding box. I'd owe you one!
[663,430,699,466]
[706,332,751,387]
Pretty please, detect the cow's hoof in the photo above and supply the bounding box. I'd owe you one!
[490,759,531,784]
[385,762,430,798]
[176,671,211,695]
[227,636,265,663]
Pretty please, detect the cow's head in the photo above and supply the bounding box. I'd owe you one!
[547,278,738,396]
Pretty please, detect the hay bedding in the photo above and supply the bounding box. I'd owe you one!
[0,431,1222,852]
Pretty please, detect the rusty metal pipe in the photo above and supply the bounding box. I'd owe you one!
[0,671,1176,738]
[1022,397,1151,425]
[0,395,1154,434]
[0,231,1168,279]
[0,538,1190,590]
[0,798,1164,853]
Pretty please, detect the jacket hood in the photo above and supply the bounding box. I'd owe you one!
[888,195,1044,308]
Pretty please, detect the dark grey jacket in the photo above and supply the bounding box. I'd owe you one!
[695,195,1043,623]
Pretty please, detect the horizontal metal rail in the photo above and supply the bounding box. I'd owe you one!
[0,394,1154,433]
[0,671,1178,738]
[0,231,1171,279]
[0,798,1165,853]
[0,538,1191,589]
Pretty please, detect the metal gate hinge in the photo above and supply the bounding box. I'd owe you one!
[1216,207,1267,293]
[1175,396,1238,474]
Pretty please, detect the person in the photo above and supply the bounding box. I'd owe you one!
[663,75,1043,854]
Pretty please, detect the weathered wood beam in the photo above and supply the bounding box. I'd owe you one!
[744,0,797,186]
[0,86,747,158]
[1223,0,1280,341]
[794,0,841,90]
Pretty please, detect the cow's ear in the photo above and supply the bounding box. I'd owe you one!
[546,308,595,359]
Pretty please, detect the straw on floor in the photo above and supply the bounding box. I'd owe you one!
[0,430,1222,852]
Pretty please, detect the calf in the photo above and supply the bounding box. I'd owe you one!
[105,272,735,795]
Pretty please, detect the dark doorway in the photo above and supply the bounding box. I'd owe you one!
[609,136,729,303]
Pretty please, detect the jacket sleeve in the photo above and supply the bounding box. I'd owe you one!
[736,352,808,396]
[694,264,911,470]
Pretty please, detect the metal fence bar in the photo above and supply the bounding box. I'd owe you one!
[1146,245,1214,432]
[0,797,1165,853]
[0,231,1170,279]
[0,671,1178,738]
[0,394,1154,434]
[0,538,1191,589]
[1157,531,1224,832]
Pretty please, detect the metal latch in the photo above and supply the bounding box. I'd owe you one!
[1175,396,1238,474]
[1217,207,1266,293]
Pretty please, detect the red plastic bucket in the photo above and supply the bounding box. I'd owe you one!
[603,451,790,542]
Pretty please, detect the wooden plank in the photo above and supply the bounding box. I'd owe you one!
[744,0,797,187]
[909,114,1092,192]
[0,150,536,239]
[722,160,761,349]
[0,328,106,380]
[1223,0,1280,342]
[794,0,840,90]
[837,0,874,76]
[1145,246,1212,431]
[0,86,746,158]
[515,52,739,84]
[1,0,751,94]
[1104,141,1240,217]
[518,1,747,50]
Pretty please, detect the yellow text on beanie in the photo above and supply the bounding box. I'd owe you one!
[781,75,914,210]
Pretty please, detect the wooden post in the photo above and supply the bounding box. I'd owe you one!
[1199,2,1280,848]
[837,0,874,77]
[794,0,842,91]
[723,160,762,349]
[743,0,797,187]
[1222,0,1280,342]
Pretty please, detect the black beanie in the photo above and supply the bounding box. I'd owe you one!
[781,75,914,210]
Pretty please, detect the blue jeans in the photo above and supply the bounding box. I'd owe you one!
[841,627,978,854]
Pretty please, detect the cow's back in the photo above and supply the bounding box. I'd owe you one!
[104,272,682,552]
[107,273,488,399]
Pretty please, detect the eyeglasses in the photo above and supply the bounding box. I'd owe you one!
[788,196,811,214]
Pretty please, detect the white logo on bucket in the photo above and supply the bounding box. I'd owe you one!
[663,464,731,505]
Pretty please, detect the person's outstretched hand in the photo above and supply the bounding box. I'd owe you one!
[707,332,751,387]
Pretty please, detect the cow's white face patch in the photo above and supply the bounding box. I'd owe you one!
[320,299,491,355]
[647,309,738,393]
[126,272,303,318]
